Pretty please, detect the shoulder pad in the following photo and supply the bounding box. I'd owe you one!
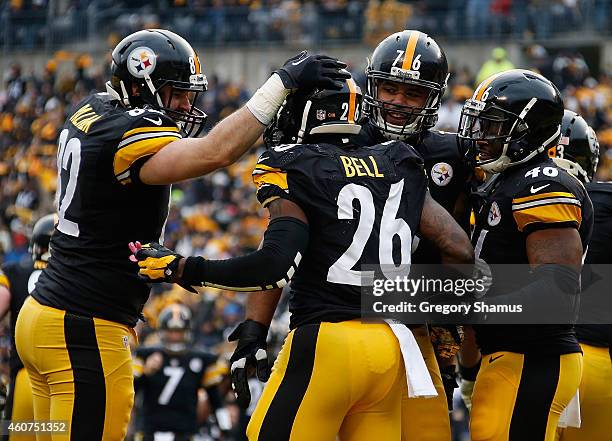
[378,140,424,166]
[257,143,310,169]
[587,181,612,194]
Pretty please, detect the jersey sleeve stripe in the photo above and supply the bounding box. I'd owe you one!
[512,191,575,204]
[253,164,283,173]
[512,197,581,211]
[114,136,180,179]
[253,171,288,191]
[260,195,281,207]
[121,125,179,139]
[513,203,582,232]
[119,131,181,149]
[0,273,9,289]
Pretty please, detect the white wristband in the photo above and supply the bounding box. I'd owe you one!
[246,73,289,126]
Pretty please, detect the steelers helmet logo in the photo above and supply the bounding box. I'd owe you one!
[488,201,501,226]
[431,162,453,186]
[127,46,157,78]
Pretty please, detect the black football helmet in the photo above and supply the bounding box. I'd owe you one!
[550,110,599,183]
[158,303,192,353]
[364,30,449,140]
[458,69,564,173]
[263,77,363,147]
[30,214,55,268]
[107,29,208,137]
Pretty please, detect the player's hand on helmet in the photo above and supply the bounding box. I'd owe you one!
[128,241,197,293]
[228,319,270,409]
[275,51,351,91]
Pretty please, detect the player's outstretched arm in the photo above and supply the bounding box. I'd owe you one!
[139,53,350,185]
[130,199,309,291]
[419,192,475,264]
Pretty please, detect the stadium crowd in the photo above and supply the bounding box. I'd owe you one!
[1,0,608,49]
[0,40,610,439]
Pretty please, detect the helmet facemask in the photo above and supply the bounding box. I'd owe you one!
[139,73,208,138]
[459,99,539,173]
[365,71,445,141]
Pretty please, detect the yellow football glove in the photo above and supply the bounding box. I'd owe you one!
[129,242,197,293]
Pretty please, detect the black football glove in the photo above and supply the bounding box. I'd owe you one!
[228,319,270,409]
[275,51,351,91]
[129,242,197,293]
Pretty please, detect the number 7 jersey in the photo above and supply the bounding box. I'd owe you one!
[253,140,428,329]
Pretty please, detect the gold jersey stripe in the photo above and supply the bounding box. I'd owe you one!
[253,171,288,191]
[253,164,283,173]
[122,125,179,139]
[260,195,281,208]
[513,203,582,232]
[347,78,357,123]
[114,135,180,177]
[0,273,9,289]
[512,191,576,205]
[401,31,420,71]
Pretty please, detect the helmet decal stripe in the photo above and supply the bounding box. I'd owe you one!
[347,78,357,123]
[474,70,506,101]
[401,31,420,71]
[194,53,201,75]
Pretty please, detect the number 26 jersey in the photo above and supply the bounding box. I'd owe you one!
[252,140,428,329]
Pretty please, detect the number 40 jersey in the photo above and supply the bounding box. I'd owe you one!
[253,140,428,329]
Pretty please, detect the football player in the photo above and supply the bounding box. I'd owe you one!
[133,304,226,441]
[358,30,471,438]
[224,30,470,441]
[131,77,474,440]
[0,214,54,441]
[551,110,612,441]
[14,29,350,441]
[458,70,593,441]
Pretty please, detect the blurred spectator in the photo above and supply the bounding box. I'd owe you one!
[475,47,515,86]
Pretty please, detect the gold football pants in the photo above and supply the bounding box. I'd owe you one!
[247,320,408,441]
[470,351,582,441]
[15,296,135,441]
[3,367,35,441]
[556,343,612,441]
[401,325,451,441]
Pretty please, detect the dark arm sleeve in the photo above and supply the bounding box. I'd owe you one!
[181,217,309,291]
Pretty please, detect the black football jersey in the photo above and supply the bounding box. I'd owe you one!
[354,122,470,263]
[252,140,427,328]
[133,346,221,434]
[33,93,182,326]
[471,156,593,354]
[0,257,37,372]
[577,181,612,347]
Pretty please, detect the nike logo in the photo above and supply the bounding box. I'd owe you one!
[257,156,270,163]
[489,354,504,363]
[143,116,162,126]
[291,57,308,66]
[530,184,550,194]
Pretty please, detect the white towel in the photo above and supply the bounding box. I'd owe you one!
[385,319,438,398]
[558,390,581,428]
